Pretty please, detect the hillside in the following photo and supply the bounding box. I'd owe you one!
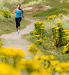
[0,0,69,75]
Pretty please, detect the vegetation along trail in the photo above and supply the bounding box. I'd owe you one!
[0,19,36,59]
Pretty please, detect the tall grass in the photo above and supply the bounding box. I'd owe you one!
[0,4,9,10]
[23,0,43,7]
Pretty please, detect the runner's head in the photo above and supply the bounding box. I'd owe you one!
[17,4,21,9]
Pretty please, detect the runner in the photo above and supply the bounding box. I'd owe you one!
[12,3,24,34]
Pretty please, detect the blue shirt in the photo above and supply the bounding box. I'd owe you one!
[16,8,22,18]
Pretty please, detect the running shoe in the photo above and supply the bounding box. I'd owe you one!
[18,29,20,33]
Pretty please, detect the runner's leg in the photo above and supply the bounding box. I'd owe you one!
[15,18,19,33]
[18,26,20,30]
[18,18,21,33]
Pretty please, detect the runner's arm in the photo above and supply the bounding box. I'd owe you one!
[12,9,16,14]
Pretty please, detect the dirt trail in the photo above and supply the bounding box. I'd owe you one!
[0,19,36,59]
[0,19,35,40]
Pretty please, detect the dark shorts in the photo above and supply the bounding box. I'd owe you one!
[15,17,22,28]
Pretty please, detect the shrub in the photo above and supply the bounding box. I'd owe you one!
[51,22,67,47]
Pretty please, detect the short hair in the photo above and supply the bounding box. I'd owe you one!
[17,4,21,6]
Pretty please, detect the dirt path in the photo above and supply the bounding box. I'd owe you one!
[0,19,36,59]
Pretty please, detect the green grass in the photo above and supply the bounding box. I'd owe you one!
[0,18,31,36]
[47,0,61,7]
[32,7,69,17]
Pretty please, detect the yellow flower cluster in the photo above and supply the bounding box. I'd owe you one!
[47,15,57,21]
[56,22,63,26]
[52,15,57,18]
[30,30,37,35]
[36,39,44,45]
[16,55,55,75]
[0,44,69,75]
[63,43,69,53]
[63,30,69,41]
[40,25,45,29]
[33,21,43,25]
[34,21,45,34]
[30,21,46,45]
[0,47,26,67]
[30,31,34,35]
[51,26,57,29]
[58,14,63,18]
[35,34,40,38]
[34,55,41,60]
[1,9,11,18]
[51,26,59,40]
[52,42,55,46]
[51,22,66,47]
[30,69,52,75]
[50,61,69,74]
[65,30,69,35]
[0,41,3,46]
[16,53,69,75]
[0,63,21,75]
[34,55,55,62]
[62,29,69,54]
[34,30,37,34]
[0,47,25,57]
[47,16,52,21]
[34,21,45,31]
[28,44,40,54]
[17,59,42,72]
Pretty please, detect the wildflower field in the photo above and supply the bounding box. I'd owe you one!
[22,13,69,66]
[0,0,69,75]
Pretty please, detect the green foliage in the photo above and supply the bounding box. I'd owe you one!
[0,4,11,19]
[51,22,67,47]
[1,9,11,18]
[30,21,46,45]
[32,8,68,17]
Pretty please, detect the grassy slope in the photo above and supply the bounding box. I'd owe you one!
[32,8,68,17]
